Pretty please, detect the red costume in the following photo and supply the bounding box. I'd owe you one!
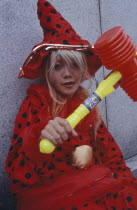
[6,0,137,209]
[6,84,137,209]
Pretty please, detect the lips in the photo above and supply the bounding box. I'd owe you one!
[62,81,75,88]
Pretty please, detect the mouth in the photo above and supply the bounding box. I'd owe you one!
[62,81,75,88]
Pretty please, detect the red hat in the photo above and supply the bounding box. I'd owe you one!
[18,0,102,79]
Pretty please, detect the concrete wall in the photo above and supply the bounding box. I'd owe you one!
[0,0,137,209]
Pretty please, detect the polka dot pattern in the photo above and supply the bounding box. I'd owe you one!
[5,84,137,209]
[19,0,102,79]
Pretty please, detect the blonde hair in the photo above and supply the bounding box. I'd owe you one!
[44,50,91,117]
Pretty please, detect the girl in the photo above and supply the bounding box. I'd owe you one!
[6,0,137,209]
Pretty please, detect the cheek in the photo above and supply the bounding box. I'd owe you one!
[50,74,60,87]
[74,71,83,81]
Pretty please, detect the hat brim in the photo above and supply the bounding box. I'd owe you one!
[18,43,102,79]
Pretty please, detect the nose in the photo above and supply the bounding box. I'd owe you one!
[62,67,72,77]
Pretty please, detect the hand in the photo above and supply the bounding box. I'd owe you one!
[40,117,78,145]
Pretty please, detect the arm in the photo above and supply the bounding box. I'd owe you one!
[92,121,132,179]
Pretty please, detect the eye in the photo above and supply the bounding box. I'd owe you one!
[54,63,62,70]
[72,62,79,69]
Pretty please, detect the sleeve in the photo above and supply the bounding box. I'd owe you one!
[92,120,132,180]
[13,95,52,160]
[5,95,53,191]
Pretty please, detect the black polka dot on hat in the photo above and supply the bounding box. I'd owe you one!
[65,29,70,33]
[17,137,23,143]
[112,147,116,151]
[44,2,49,7]
[47,17,51,22]
[63,40,69,45]
[60,17,65,20]
[39,11,42,17]
[22,112,27,118]
[25,173,32,179]
[100,124,104,128]
[51,10,56,14]
[56,24,61,28]
[18,123,22,128]
[13,134,18,139]
[100,137,104,141]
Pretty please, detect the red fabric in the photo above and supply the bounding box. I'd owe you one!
[6,84,137,209]
[18,0,102,79]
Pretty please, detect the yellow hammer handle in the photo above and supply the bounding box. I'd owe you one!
[39,71,122,154]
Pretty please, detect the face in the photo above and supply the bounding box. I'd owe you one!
[49,59,83,98]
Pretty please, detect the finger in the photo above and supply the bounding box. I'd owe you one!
[41,128,63,145]
[71,129,78,137]
[48,129,63,145]
[55,117,73,134]
[48,119,68,141]
[54,125,68,141]
[51,122,68,141]
[40,130,57,145]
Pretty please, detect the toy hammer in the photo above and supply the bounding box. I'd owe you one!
[40,26,137,154]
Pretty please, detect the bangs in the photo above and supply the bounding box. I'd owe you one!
[48,49,87,72]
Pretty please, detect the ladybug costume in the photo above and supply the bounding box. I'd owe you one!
[6,1,137,209]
